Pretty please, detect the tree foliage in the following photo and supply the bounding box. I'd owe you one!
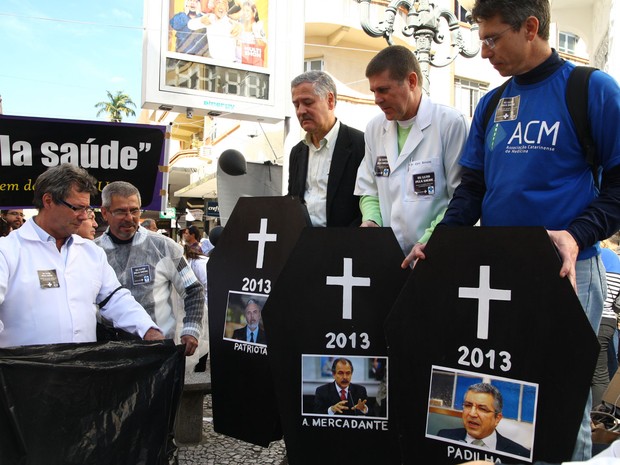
[94,91,136,122]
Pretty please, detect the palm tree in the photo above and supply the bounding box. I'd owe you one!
[94,91,136,122]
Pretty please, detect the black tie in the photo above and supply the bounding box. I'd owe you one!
[249,332,254,343]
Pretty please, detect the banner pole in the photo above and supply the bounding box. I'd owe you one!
[160,123,172,212]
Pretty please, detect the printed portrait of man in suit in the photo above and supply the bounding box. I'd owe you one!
[437,382,530,458]
[231,298,266,345]
[314,357,369,416]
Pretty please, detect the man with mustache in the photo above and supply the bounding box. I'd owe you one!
[1,209,25,230]
[95,181,205,356]
[288,70,366,227]
[355,45,468,258]
[314,357,368,416]
[438,383,529,458]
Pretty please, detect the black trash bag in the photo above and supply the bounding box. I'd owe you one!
[0,340,185,465]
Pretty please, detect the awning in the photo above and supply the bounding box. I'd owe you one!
[174,172,217,198]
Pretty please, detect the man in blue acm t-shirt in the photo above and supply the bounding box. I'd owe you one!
[407,0,620,460]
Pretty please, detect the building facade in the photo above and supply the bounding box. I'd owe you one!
[142,0,619,228]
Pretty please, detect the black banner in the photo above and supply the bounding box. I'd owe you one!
[0,115,166,210]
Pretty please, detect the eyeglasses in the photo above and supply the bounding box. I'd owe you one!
[57,198,92,214]
[109,208,142,218]
[6,211,25,217]
[480,26,513,49]
[463,402,496,415]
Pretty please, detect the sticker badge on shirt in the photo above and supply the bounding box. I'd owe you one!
[413,172,436,196]
[374,156,391,177]
[493,95,520,123]
[38,269,60,288]
[131,265,152,285]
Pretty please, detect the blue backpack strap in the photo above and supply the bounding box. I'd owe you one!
[566,66,598,188]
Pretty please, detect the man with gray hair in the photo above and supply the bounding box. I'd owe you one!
[0,164,163,347]
[288,70,366,227]
[438,382,529,457]
[232,298,266,344]
[141,218,158,233]
[95,181,204,356]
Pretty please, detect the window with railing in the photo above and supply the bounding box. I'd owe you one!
[454,77,489,118]
[558,31,579,55]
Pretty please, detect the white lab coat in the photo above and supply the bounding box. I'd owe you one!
[355,94,468,255]
[0,219,157,347]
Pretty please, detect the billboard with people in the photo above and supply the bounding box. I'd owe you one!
[142,0,298,122]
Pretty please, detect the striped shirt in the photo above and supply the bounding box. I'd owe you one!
[603,272,620,320]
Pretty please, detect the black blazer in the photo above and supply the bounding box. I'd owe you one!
[287,123,365,227]
[437,427,530,457]
[232,326,266,344]
[314,382,369,415]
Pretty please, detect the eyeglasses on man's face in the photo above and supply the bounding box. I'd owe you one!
[480,25,513,49]
[6,211,25,218]
[57,198,92,215]
[462,401,496,415]
[109,208,142,219]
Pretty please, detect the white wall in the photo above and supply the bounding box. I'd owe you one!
[609,0,620,79]
[553,5,593,54]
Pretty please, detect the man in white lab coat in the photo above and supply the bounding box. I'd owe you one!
[355,45,468,263]
[0,163,163,347]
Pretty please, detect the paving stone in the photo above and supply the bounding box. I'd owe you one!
[177,394,287,465]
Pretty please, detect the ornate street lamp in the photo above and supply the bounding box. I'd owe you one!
[359,0,480,93]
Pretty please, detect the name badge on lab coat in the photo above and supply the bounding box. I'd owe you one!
[131,265,152,285]
[413,172,436,196]
[374,156,390,177]
[38,269,60,288]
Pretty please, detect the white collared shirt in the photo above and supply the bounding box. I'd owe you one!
[354,94,468,255]
[466,430,498,450]
[303,120,341,227]
[246,326,258,342]
[0,220,158,347]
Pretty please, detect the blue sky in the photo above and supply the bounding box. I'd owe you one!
[0,0,144,122]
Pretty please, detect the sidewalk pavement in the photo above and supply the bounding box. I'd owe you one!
[177,394,287,465]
